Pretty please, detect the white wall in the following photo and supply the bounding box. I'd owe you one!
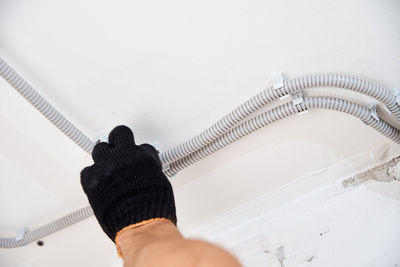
[1,0,400,266]
[211,179,400,267]
[186,152,400,267]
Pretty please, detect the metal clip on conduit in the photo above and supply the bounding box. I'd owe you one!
[272,72,284,90]
[394,89,400,106]
[367,103,380,121]
[291,90,308,115]
[15,227,29,242]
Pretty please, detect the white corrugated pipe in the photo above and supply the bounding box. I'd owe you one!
[165,96,400,176]
[0,207,93,248]
[160,74,400,164]
[0,57,399,248]
[0,58,95,153]
[1,58,399,166]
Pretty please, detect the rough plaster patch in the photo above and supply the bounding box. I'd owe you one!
[262,246,285,267]
[275,245,285,266]
[342,156,400,188]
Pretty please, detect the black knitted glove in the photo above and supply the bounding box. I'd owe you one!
[80,125,177,242]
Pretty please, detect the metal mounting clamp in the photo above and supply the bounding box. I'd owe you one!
[149,142,162,154]
[393,88,400,106]
[162,163,170,172]
[291,90,304,106]
[367,103,379,121]
[15,227,29,242]
[94,133,109,144]
[298,110,309,115]
[272,72,284,90]
[150,142,170,171]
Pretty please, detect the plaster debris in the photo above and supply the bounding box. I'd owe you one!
[262,246,285,267]
[342,156,400,188]
[275,245,285,264]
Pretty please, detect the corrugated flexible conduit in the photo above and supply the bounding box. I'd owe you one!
[160,73,400,164]
[0,57,399,248]
[1,96,399,248]
[165,97,400,176]
[0,207,93,248]
[1,57,399,166]
[0,58,95,153]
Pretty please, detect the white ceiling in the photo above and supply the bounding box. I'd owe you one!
[0,0,399,266]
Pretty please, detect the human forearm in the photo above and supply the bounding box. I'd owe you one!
[118,220,242,267]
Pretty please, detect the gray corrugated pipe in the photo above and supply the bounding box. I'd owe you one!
[164,96,400,176]
[1,57,398,165]
[160,73,400,165]
[1,96,399,248]
[0,207,93,248]
[0,58,95,153]
[1,97,399,248]
[1,57,399,248]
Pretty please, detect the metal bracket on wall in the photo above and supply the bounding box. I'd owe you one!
[15,227,29,242]
[392,88,400,107]
[291,90,304,106]
[94,133,109,144]
[151,142,174,176]
[291,90,309,115]
[272,72,284,90]
[367,103,380,121]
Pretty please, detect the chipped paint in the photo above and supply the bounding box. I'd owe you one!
[186,150,400,267]
[207,178,400,267]
[342,156,400,187]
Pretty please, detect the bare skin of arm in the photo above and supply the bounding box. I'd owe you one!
[118,220,242,267]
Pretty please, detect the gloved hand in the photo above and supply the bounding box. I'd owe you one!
[81,125,177,244]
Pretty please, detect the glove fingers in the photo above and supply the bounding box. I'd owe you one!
[80,166,98,192]
[92,142,112,162]
[140,143,158,154]
[108,125,135,147]
[140,144,162,166]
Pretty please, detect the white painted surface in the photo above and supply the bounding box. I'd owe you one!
[183,155,400,267]
[0,0,400,266]
[205,179,400,267]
